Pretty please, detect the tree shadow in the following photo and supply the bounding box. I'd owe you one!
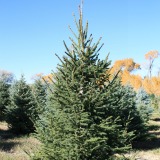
[132,138,160,150]
[0,129,13,139]
[151,131,160,136]
[0,128,22,152]
[148,124,160,131]
[132,123,160,150]
[151,118,160,122]
[0,141,19,152]
[0,128,25,140]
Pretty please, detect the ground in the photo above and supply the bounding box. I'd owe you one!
[0,122,40,160]
[0,112,160,160]
[123,112,160,160]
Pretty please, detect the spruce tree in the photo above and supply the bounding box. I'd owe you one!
[0,80,10,121]
[136,88,153,122]
[31,79,47,122]
[34,9,134,160]
[99,79,149,142]
[5,75,35,134]
[119,85,148,140]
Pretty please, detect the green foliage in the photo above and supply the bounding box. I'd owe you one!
[31,79,47,122]
[121,86,149,140]
[149,94,160,111]
[34,10,137,159]
[0,80,10,121]
[5,75,35,134]
[136,88,153,122]
[102,81,149,141]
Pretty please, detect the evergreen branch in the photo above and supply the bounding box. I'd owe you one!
[55,53,65,66]
[106,52,110,61]
[63,41,70,53]
[58,68,66,78]
[57,64,64,68]
[73,13,79,31]
[84,21,88,41]
[72,44,80,56]
[64,51,75,61]
[84,40,90,48]
[105,69,121,90]
[69,37,79,49]
[48,76,55,84]
[42,77,54,94]
[101,53,111,68]
[69,25,78,40]
[63,55,75,69]
[95,43,104,55]
[88,36,93,47]
[91,37,102,52]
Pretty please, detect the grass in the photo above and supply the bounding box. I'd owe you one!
[122,112,160,160]
[0,112,160,160]
[0,122,40,160]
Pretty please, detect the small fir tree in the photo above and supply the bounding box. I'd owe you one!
[136,87,153,122]
[100,80,149,142]
[31,79,47,122]
[120,85,149,140]
[0,80,10,121]
[5,75,35,134]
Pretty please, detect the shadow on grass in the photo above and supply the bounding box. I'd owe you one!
[148,124,160,131]
[0,128,23,152]
[0,141,19,152]
[132,137,160,150]
[132,122,160,150]
[0,129,21,140]
[0,129,13,139]
[151,118,160,122]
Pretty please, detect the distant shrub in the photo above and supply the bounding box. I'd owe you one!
[136,87,153,122]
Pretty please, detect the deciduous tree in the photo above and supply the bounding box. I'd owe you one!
[145,50,159,79]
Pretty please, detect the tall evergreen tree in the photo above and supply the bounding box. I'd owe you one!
[5,75,35,134]
[34,9,136,160]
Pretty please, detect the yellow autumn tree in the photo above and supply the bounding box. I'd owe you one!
[110,58,142,91]
[32,73,54,83]
[145,50,159,79]
[110,51,160,95]
[143,77,160,96]
[32,73,44,80]
[120,71,142,91]
[42,73,54,83]
[111,58,140,74]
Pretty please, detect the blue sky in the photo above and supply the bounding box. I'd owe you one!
[0,0,160,82]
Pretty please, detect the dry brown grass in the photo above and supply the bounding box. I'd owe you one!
[0,112,160,160]
[123,112,160,160]
[0,122,40,160]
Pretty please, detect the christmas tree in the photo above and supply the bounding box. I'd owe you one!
[0,80,10,121]
[31,78,47,122]
[34,7,134,160]
[136,87,153,122]
[6,75,35,134]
